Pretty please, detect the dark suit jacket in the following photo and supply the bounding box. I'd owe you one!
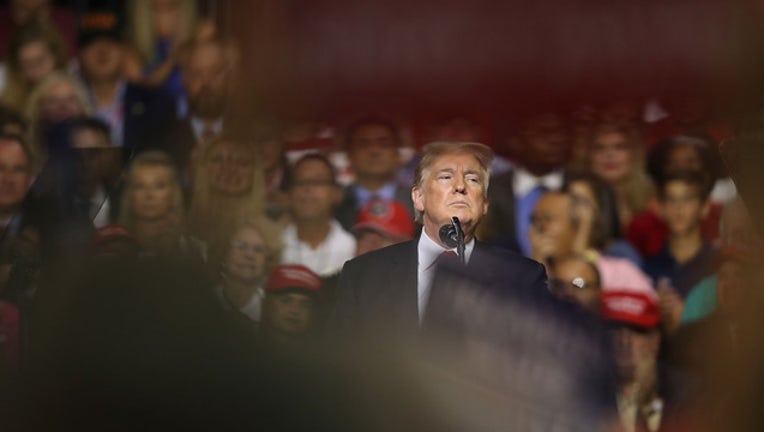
[328,237,548,344]
[120,83,177,161]
[334,183,415,231]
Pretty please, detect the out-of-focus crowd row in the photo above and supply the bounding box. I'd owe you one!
[0,1,760,431]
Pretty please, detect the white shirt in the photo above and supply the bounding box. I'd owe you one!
[281,220,356,277]
[512,166,564,197]
[190,116,223,144]
[417,230,475,321]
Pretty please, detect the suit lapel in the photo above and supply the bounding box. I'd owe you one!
[386,240,419,329]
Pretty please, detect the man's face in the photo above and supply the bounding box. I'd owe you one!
[412,152,487,241]
[666,143,702,174]
[18,40,55,85]
[0,140,31,213]
[288,159,339,223]
[549,259,600,313]
[40,79,84,122]
[611,327,660,381]
[266,292,314,336]
[519,113,571,173]
[79,38,124,82]
[225,226,268,283]
[183,42,229,119]
[206,141,255,196]
[659,181,707,235]
[128,165,176,221]
[348,124,400,182]
[529,193,576,260]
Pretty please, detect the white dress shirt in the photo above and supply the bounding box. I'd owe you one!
[512,166,564,197]
[417,230,475,321]
[281,220,356,277]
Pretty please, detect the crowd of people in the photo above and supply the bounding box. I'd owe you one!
[0,1,762,431]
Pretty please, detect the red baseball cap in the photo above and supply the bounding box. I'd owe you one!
[352,199,415,240]
[265,265,322,294]
[600,290,660,330]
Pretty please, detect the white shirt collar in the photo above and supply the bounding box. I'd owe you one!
[190,116,224,143]
[418,229,476,270]
[512,166,564,197]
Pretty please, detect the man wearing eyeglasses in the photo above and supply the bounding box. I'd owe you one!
[280,153,356,277]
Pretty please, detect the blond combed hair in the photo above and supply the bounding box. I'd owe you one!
[412,141,493,224]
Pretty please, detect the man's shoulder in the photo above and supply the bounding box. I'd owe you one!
[475,240,544,271]
[344,239,416,270]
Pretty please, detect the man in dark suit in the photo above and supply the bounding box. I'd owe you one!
[329,141,548,342]
[484,111,572,255]
[334,117,414,230]
[165,38,240,176]
[77,8,176,162]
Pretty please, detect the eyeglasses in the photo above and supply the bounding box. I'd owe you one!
[230,240,267,255]
[549,277,598,293]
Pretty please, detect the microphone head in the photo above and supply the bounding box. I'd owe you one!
[439,223,459,248]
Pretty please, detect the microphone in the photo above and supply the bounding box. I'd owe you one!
[438,217,461,248]
[438,217,466,264]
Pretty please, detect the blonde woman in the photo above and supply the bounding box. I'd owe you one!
[119,150,188,254]
[24,71,92,162]
[216,216,283,325]
[187,136,266,267]
[586,121,654,232]
[124,0,210,98]
[1,19,68,111]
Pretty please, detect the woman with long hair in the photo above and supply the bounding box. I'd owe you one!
[187,136,266,267]
[586,121,654,232]
[1,19,68,111]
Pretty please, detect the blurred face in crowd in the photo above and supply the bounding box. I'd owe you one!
[518,113,571,175]
[79,38,124,83]
[530,193,576,260]
[205,140,255,196]
[412,151,488,241]
[348,123,400,183]
[128,164,176,222]
[666,142,702,174]
[225,226,268,283]
[266,292,314,336]
[289,158,340,223]
[0,139,31,213]
[549,257,600,313]
[183,41,230,120]
[18,40,56,85]
[71,127,119,187]
[590,130,634,185]
[11,0,50,23]
[611,326,660,382]
[659,180,707,236]
[567,180,597,212]
[40,79,85,122]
